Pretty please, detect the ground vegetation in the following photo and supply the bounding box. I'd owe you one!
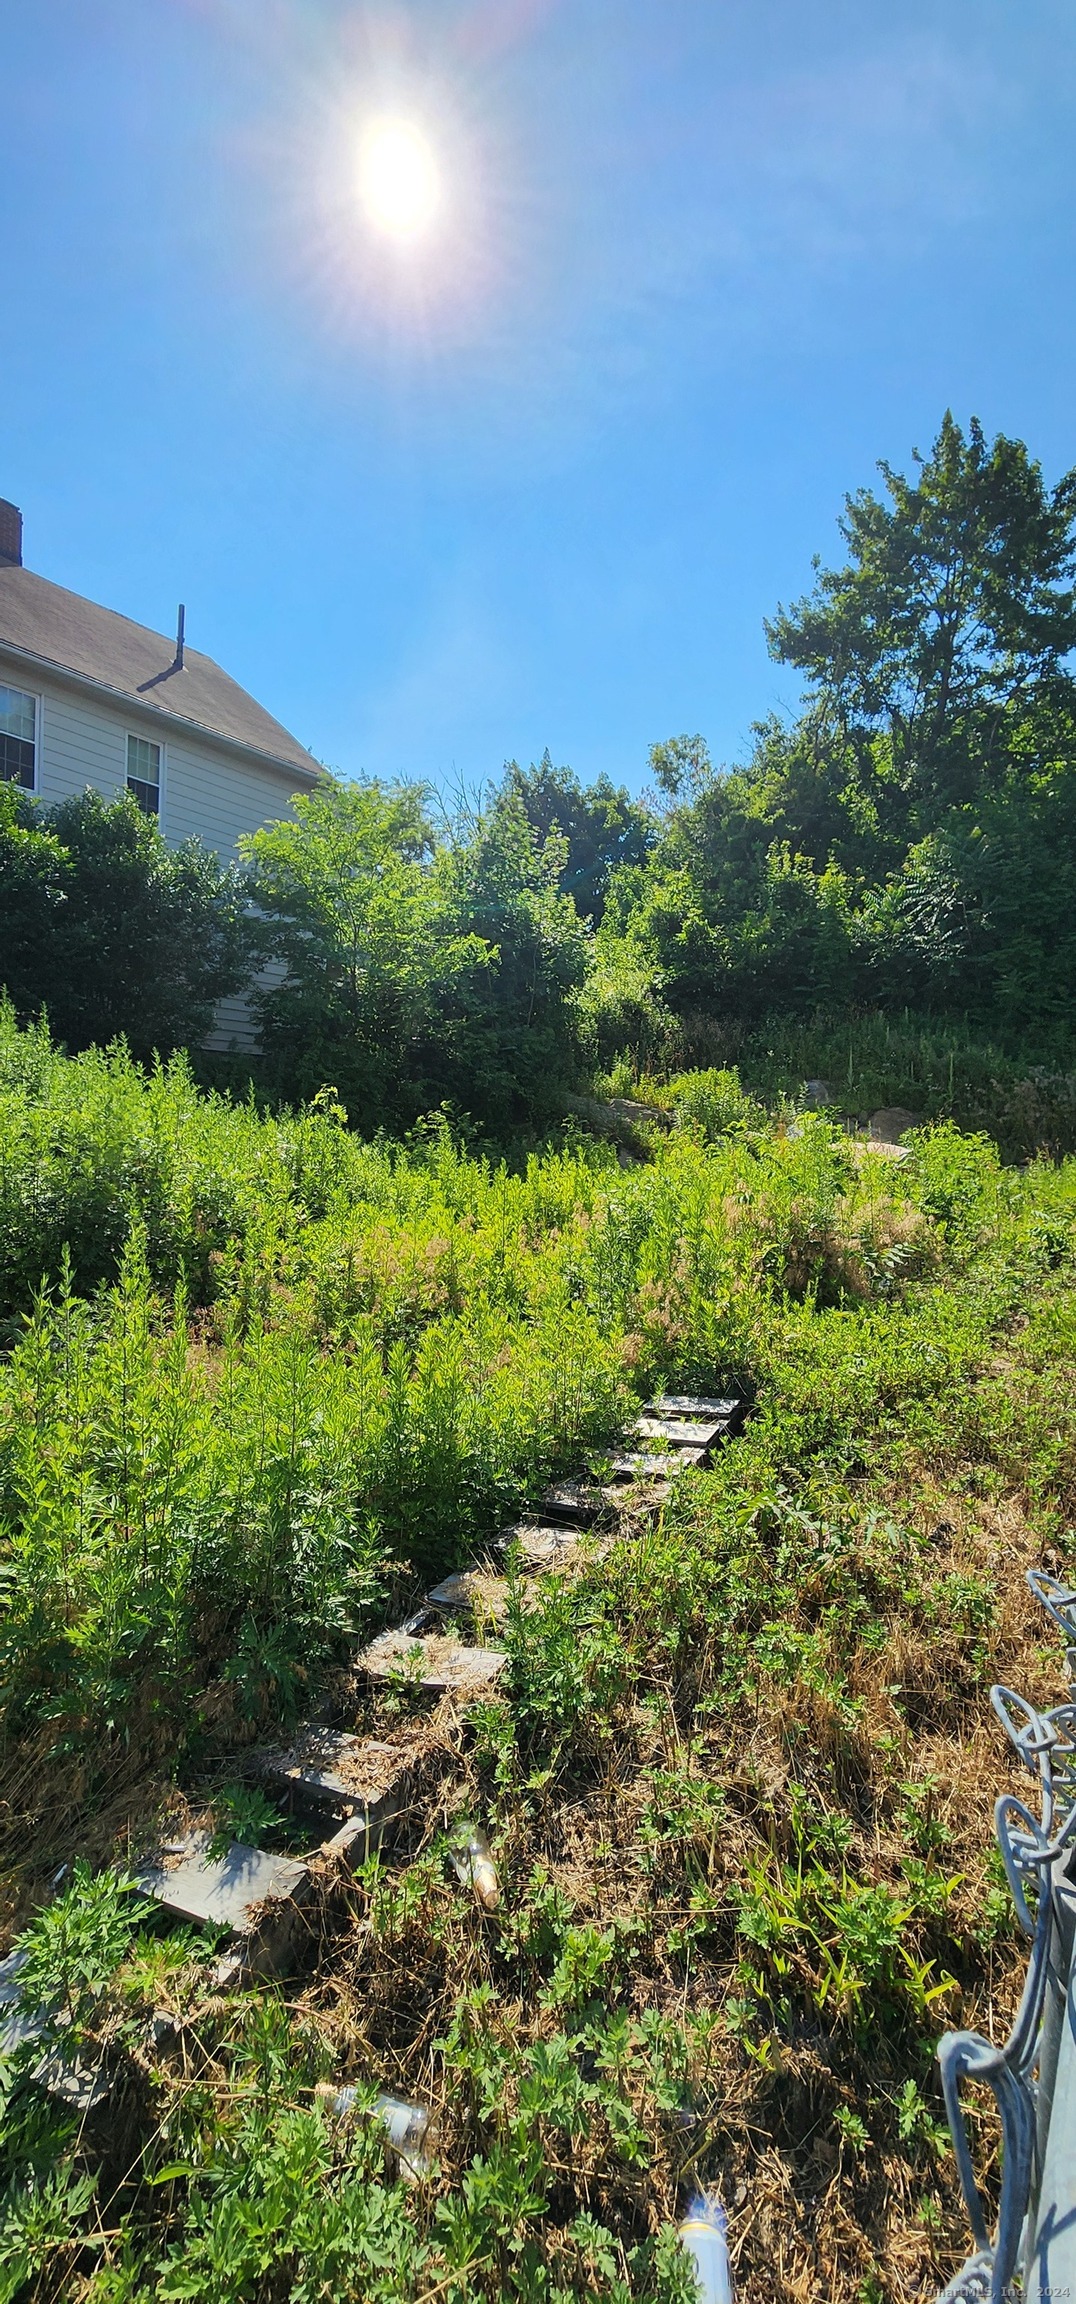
[0,1016,1073,2301]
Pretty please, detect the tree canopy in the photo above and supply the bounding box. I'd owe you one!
[498,752,654,921]
[589,415,1076,1047]
[766,411,1076,825]
[3,414,1075,1122]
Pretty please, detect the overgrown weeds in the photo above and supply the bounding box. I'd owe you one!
[0,1016,1074,2300]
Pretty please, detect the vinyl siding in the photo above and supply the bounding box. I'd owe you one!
[163,730,307,859]
[203,961,290,1055]
[33,676,129,807]
[1,650,312,1053]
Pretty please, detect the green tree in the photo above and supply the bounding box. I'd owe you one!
[588,418,1076,1056]
[600,839,854,1032]
[0,787,252,1059]
[242,778,488,1125]
[858,698,1076,1029]
[436,789,591,1124]
[499,752,654,921]
[733,710,895,879]
[647,732,713,803]
[766,412,1076,829]
[593,720,862,1036]
[0,784,71,1019]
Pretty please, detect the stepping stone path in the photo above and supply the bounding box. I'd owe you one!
[7,1395,747,2106]
[74,1392,747,2013]
[606,1395,743,1488]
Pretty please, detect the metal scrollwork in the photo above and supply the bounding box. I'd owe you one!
[934,1571,1076,2304]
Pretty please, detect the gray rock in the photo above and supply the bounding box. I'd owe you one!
[605,1098,672,1128]
[868,1106,919,1143]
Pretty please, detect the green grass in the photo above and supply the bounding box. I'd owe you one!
[0,1013,1075,2301]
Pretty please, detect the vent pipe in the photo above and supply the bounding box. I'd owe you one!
[175,603,185,669]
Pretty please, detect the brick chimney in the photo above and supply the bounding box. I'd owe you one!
[0,500,23,568]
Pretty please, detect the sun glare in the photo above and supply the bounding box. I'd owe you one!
[359,118,441,241]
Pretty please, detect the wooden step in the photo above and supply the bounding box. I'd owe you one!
[356,1630,508,1695]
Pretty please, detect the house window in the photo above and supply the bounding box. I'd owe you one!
[0,683,37,789]
[127,732,161,816]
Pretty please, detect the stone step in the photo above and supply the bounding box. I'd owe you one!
[426,1569,511,1622]
[497,1522,584,1572]
[605,1474,672,1507]
[356,1630,508,1695]
[633,1415,726,1450]
[608,1448,705,1481]
[252,1731,413,1848]
[644,1393,744,1425]
[0,1951,39,2061]
[319,1812,383,1871]
[539,1480,603,1523]
[136,1836,309,1979]
[0,1951,110,2109]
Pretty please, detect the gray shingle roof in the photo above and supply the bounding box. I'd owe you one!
[0,565,319,778]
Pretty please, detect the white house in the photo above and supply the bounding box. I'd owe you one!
[0,497,321,1046]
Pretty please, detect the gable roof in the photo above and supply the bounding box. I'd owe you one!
[0,565,319,779]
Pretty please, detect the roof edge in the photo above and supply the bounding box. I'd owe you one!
[0,634,322,785]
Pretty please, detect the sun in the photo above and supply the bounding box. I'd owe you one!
[358,119,441,242]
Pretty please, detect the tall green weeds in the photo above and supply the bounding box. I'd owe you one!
[2,1017,1076,2302]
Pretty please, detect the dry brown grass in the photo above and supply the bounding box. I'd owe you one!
[0,1481,1065,2300]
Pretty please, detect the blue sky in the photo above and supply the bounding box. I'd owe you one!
[2,1,1075,796]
